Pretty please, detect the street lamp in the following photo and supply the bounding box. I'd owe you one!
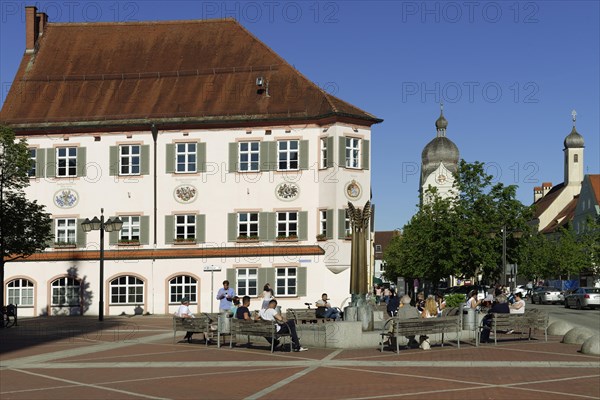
[81,208,123,321]
[489,226,523,292]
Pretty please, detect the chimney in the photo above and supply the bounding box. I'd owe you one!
[533,186,543,202]
[37,12,48,37]
[25,6,39,53]
[541,182,552,197]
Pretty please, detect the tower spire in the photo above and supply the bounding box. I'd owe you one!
[571,109,577,127]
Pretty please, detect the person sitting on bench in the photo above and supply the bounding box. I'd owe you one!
[315,293,340,320]
[259,299,308,352]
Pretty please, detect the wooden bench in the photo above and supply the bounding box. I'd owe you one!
[229,318,291,352]
[380,314,462,354]
[477,309,548,346]
[285,308,334,324]
[172,314,215,345]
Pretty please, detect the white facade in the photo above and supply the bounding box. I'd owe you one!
[7,123,373,317]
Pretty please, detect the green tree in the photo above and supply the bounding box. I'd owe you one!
[383,192,458,284]
[0,125,52,315]
[518,230,555,281]
[383,160,531,286]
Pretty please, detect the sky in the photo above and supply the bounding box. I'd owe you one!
[1,1,599,230]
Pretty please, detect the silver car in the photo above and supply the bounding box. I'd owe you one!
[531,286,564,305]
[564,287,600,310]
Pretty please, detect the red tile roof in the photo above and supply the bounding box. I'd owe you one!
[0,18,381,133]
[588,175,600,203]
[374,231,398,260]
[6,245,325,263]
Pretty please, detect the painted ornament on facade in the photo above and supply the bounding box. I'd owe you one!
[54,189,79,208]
[174,185,198,203]
[275,182,300,201]
[345,180,362,200]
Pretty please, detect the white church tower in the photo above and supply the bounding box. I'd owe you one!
[420,105,460,205]
[564,109,585,187]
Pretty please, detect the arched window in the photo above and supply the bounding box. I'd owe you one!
[574,154,578,163]
[110,275,144,304]
[7,279,34,306]
[169,275,197,303]
[51,277,80,306]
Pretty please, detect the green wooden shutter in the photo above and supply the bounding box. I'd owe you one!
[298,211,308,241]
[227,213,237,242]
[165,144,175,173]
[265,212,276,241]
[226,269,236,290]
[197,214,206,243]
[164,215,174,244]
[326,136,334,168]
[261,141,277,171]
[228,142,238,173]
[140,145,150,175]
[109,217,119,245]
[259,212,276,241]
[36,149,46,178]
[258,268,276,294]
[338,137,346,168]
[299,140,309,170]
[362,139,370,170]
[325,209,334,239]
[297,267,307,297]
[76,218,86,248]
[140,215,150,245]
[46,148,56,178]
[198,142,207,173]
[47,219,56,248]
[109,146,118,176]
[338,209,347,239]
[76,147,86,177]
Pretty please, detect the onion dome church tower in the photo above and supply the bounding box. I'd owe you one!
[420,105,460,205]
[563,109,584,187]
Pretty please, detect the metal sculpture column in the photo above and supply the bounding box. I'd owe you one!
[346,200,373,331]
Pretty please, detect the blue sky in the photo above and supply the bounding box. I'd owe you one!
[1,1,599,229]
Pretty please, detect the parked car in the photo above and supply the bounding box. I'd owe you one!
[444,285,489,301]
[530,286,564,304]
[564,287,600,310]
[516,285,532,298]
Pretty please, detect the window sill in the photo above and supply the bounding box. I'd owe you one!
[237,239,260,243]
[117,241,141,246]
[173,240,197,245]
[276,238,299,243]
[53,244,77,249]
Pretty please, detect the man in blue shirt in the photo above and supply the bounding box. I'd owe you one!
[216,280,236,313]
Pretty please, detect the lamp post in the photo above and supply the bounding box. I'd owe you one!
[489,226,523,292]
[81,209,122,321]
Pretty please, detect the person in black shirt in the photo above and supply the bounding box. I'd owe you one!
[479,294,510,343]
[387,289,401,317]
[236,296,255,320]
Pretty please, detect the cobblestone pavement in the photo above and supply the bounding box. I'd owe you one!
[1,317,599,400]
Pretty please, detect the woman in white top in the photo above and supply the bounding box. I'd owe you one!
[260,283,275,309]
[509,292,526,314]
[466,290,481,309]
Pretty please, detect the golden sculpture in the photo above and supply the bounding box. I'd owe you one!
[348,200,371,296]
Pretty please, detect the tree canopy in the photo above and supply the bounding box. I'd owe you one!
[383,160,531,286]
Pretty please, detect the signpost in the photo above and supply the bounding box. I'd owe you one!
[204,265,222,313]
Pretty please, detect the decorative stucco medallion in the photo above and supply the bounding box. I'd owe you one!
[275,182,300,201]
[345,180,362,200]
[54,189,79,208]
[174,185,198,203]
